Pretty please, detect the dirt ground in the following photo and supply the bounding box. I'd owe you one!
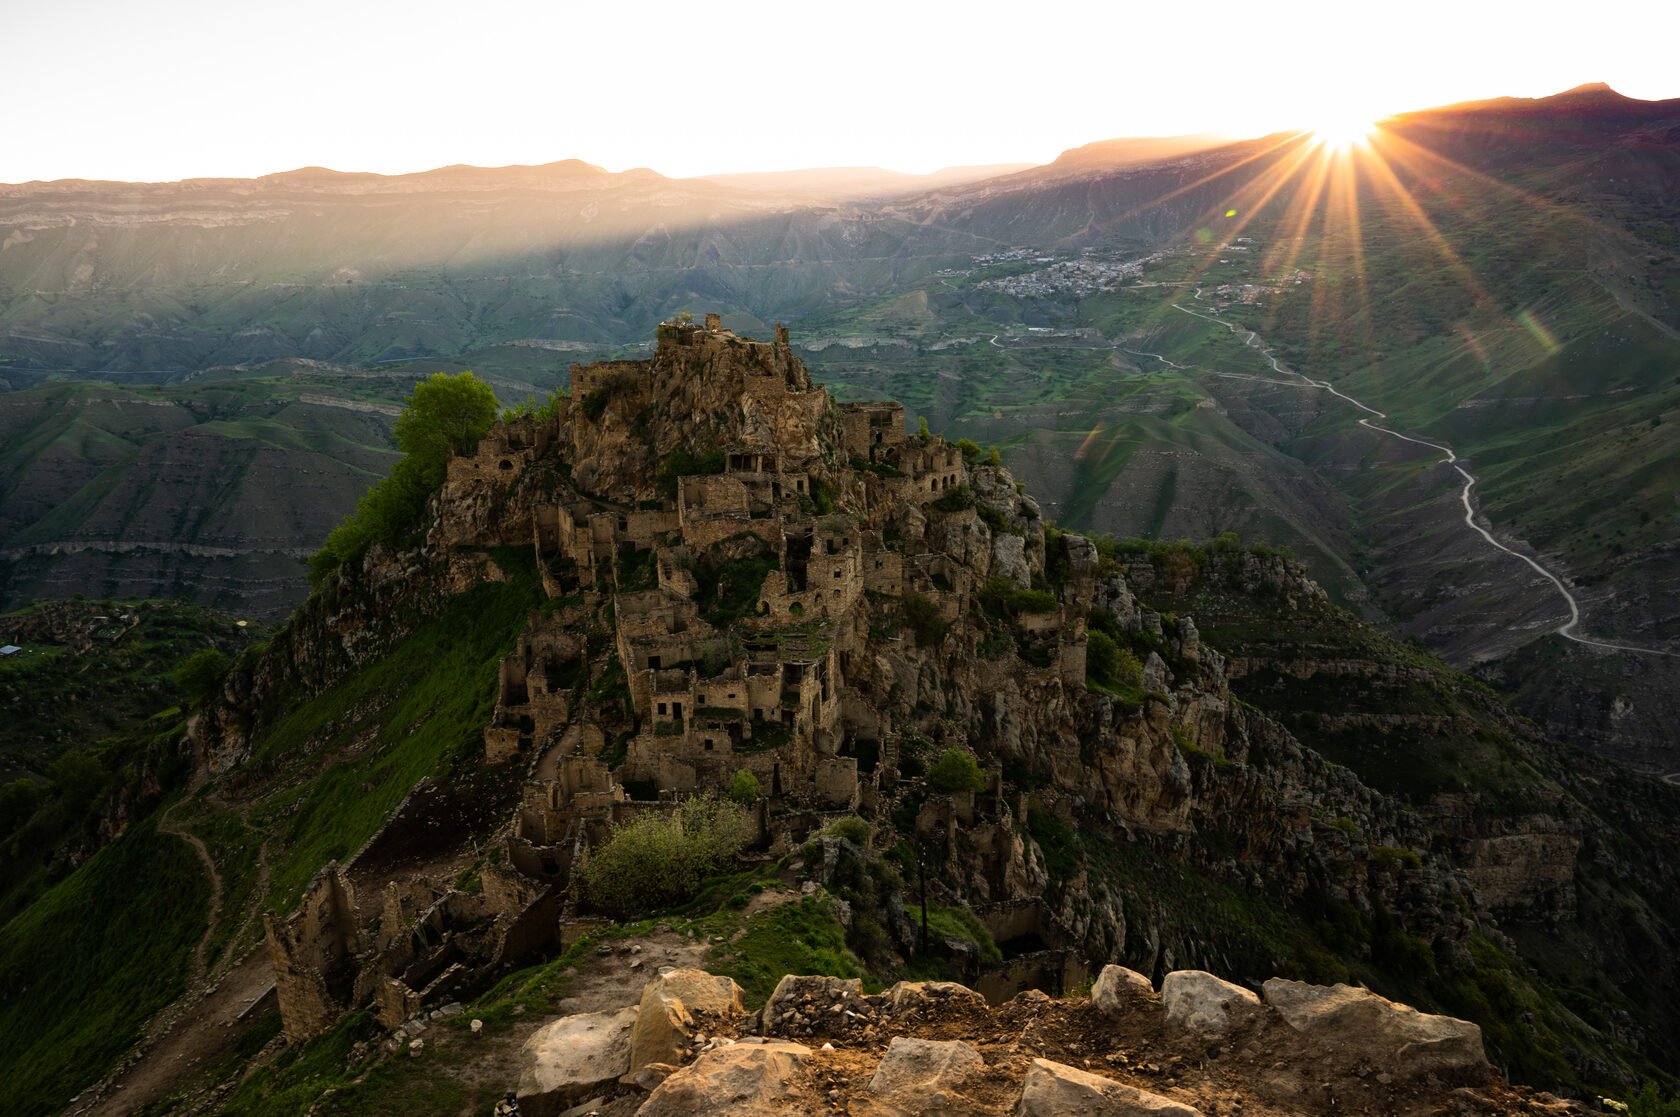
[65,948,276,1117]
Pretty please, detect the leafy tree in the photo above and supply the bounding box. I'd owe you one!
[174,648,230,708]
[728,769,761,806]
[308,371,498,586]
[916,416,931,440]
[581,794,750,918]
[1630,1084,1680,1117]
[928,747,986,793]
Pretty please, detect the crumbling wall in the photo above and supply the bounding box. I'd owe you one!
[264,863,361,1044]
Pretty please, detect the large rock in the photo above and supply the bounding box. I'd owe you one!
[883,980,987,1015]
[1161,971,1260,1036]
[1262,979,1488,1079]
[867,1036,986,1113]
[762,974,865,1035]
[517,1006,638,1115]
[636,1039,813,1117]
[1015,1058,1201,1117]
[991,533,1030,587]
[1091,965,1155,1018]
[630,969,745,1069]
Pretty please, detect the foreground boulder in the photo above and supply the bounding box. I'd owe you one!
[630,968,746,1070]
[1161,971,1261,1036]
[1262,979,1489,1080]
[1091,965,1155,1018]
[637,1039,813,1116]
[762,974,866,1035]
[1016,1058,1202,1117]
[517,1006,638,1115]
[867,1036,987,1114]
[883,980,988,1016]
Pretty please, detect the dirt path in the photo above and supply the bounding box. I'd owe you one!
[1171,291,1680,660]
[68,788,281,1117]
[68,949,277,1117]
[157,791,224,987]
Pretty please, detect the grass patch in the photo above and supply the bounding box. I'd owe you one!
[707,896,872,1005]
[251,559,541,911]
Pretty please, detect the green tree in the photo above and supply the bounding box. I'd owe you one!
[309,371,499,586]
[393,371,500,476]
[581,795,750,918]
[1630,1084,1680,1117]
[928,747,986,793]
[916,416,931,440]
[174,648,230,708]
[728,769,761,806]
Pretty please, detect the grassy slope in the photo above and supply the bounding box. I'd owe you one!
[1115,541,1680,1088]
[0,816,210,1117]
[0,549,541,1117]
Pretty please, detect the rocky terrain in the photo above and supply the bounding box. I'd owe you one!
[496,964,1578,1117]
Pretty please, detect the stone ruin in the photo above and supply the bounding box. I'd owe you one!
[266,316,1094,1044]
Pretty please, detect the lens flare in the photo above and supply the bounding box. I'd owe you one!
[1311,116,1376,151]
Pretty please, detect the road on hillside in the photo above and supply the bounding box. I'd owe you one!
[1169,291,1680,662]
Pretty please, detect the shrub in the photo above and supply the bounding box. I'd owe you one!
[579,372,636,421]
[581,795,751,919]
[901,593,948,647]
[928,748,986,793]
[824,815,871,846]
[174,648,230,708]
[1086,630,1143,689]
[978,576,1057,618]
[655,444,726,499]
[728,769,761,806]
[932,484,975,513]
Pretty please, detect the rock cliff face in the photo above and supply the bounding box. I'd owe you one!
[208,319,1679,1092]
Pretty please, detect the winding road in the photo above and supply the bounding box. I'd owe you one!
[1169,291,1680,661]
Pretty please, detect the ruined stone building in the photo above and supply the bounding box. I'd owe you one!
[264,315,1158,1044]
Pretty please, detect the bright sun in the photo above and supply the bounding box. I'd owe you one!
[1312,116,1377,151]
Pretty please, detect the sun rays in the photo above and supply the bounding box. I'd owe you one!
[1117,112,1574,377]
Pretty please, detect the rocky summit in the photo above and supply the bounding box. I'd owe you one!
[49,316,1678,1116]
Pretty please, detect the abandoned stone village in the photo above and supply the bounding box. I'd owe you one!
[247,316,1552,1114]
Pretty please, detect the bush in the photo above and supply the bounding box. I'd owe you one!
[932,484,975,513]
[901,593,948,648]
[581,795,751,918]
[824,815,871,846]
[1629,1084,1680,1117]
[1085,630,1143,690]
[978,576,1057,617]
[655,444,726,499]
[728,769,761,806]
[928,748,986,793]
[174,647,230,708]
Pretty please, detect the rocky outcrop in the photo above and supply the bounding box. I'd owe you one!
[630,969,746,1070]
[1161,971,1261,1036]
[1015,1059,1202,1117]
[518,1007,639,1115]
[866,1037,987,1114]
[1091,965,1155,1018]
[636,1039,813,1117]
[1262,979,1488,1081]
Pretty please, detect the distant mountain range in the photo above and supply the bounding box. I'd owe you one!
[2,84,1675,763]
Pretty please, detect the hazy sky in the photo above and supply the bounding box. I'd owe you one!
[3,0,1676,183]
